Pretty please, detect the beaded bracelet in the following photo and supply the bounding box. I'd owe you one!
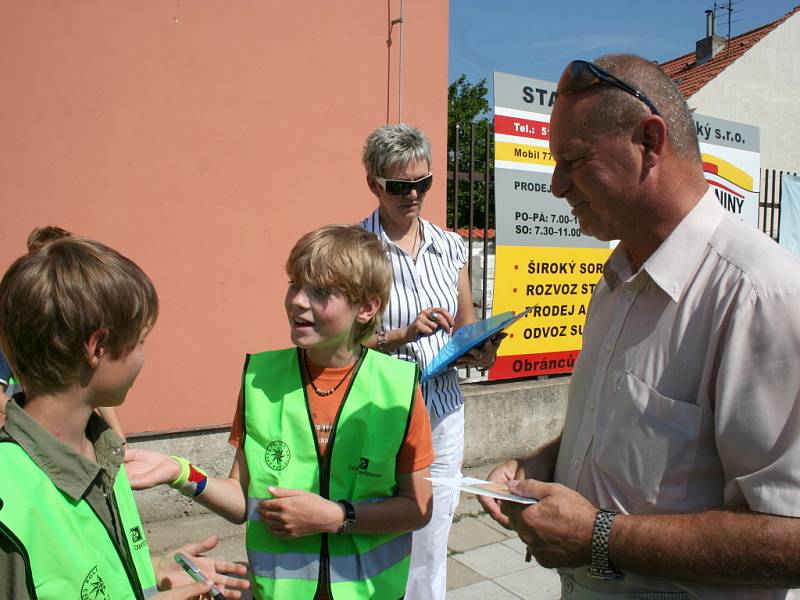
[169,456,209,498]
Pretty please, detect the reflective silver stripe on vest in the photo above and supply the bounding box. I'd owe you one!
[248,549,321,580]
[329,533,411,583]
[143,585,158,598]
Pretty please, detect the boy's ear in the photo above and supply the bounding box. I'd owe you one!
[355,296,381,324]
[84,329,110,368]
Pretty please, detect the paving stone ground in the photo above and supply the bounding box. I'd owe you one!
[144,465,562,599]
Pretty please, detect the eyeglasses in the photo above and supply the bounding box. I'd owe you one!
[375,173,433,196]
[557,60,660,116]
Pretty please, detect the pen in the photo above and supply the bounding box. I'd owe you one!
[525,549,532,563]
[174,552,225,600]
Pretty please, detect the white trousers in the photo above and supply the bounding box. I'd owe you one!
[405,405,465,600]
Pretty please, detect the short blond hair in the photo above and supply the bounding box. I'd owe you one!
[286,225,391,343]
[0,236,158,394]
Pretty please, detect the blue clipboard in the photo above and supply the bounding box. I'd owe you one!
[421,306,534,383]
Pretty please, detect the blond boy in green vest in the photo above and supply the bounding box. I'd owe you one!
[0,235,249,599]
[124,224,434,599]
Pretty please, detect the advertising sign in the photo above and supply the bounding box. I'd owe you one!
[694,114,760,227]
[490,71,611,381]
[488,74,761,382]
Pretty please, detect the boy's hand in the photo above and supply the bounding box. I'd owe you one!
[152,580,211,599]
[154,535,250,598]
[258,488,345,537]
[124,447,181,489]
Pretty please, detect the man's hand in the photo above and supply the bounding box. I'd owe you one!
[478,459,523,529]
[501,479,596,569]
[258,488,345,537]
[154,535,250,598]
[124,447,181,489]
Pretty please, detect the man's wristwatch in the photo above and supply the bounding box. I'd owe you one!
[587,509,624,580]
[376,331,390,354]
[337,499,357,534]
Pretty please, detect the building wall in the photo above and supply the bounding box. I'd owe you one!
[688,11,800,172]
[0,2,449,433]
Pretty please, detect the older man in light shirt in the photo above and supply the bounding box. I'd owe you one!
[481,53,800,599]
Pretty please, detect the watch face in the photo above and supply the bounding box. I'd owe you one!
[341,518,356,533]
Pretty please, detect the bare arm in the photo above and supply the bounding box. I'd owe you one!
[502,479,800,587]
[364,310,455,354]
[611,508,800,587]
[258,467,432,538]
[193,449,249,524]
[347,468,432,534]
[124,447,248,524]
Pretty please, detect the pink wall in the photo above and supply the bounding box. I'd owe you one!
[0,2,449,433]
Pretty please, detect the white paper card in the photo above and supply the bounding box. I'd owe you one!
[427,476,538,504]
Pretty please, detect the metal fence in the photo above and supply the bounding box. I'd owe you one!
[760,169,799,241]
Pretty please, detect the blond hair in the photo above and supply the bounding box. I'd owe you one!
[286,225,391,343]
[0,236,158,393]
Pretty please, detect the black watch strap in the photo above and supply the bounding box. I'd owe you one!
[337,499,356,534]
[587,509,624,581]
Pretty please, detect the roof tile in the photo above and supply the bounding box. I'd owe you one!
[661,6,800,97]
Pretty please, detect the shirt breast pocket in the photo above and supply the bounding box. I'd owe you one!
[593,370,704,511]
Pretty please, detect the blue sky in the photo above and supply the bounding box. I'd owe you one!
[450,0,798,96]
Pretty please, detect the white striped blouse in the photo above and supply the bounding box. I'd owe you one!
[361,208,467,419]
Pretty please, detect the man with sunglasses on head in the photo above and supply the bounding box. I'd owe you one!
[480,54,800,599]
[359,123,504,600]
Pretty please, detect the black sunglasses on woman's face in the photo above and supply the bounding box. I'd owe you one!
[375,174,433,196]
[557,60,661,116]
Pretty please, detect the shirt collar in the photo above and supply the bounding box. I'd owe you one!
[603,188,724,301]
[2,396,125,500]
[370,208,446,257]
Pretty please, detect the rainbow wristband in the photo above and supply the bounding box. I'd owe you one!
[169,456,209,498]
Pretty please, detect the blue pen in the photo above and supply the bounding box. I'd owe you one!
[174,552,225,600]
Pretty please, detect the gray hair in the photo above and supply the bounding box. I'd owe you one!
[362,123,432,179]
[586,54,701,164]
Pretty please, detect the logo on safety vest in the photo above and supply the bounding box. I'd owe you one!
[81,565,110,600]
[130,526,143,543]
[348,456,382,478]
[265,440,291,470]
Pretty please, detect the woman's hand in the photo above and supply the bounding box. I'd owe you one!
[123,447,181,489]
[154,535,250,598]
[456,332,507,369]
[403,307,455,343]
[257,488,345,537]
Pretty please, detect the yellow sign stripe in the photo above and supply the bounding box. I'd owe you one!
[495,142,556,167]
[701,153,754,192]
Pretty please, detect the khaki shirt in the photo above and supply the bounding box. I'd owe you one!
[0,397,131,600]
[555,189,800,599]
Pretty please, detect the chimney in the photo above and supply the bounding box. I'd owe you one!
[695,9,727,64]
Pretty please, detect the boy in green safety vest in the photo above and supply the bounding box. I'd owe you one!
[0,226,126,436]
[0,235,250,600]
[124,224,435,599]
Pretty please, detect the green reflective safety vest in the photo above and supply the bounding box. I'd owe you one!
[243,347,417,600]
[0,441,158,599]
